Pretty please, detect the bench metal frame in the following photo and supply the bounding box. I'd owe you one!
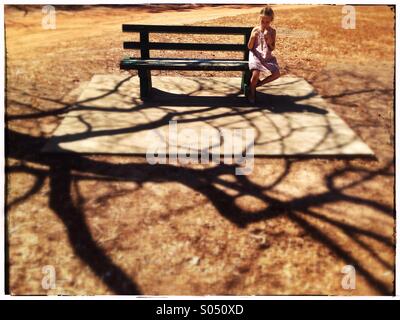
[119,24,252,100]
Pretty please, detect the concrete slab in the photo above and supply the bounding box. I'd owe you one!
[42,74,374,157]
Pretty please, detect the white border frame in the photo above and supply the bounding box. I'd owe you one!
[0,0,398,300]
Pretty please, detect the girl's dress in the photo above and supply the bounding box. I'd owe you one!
[248,29,280,74]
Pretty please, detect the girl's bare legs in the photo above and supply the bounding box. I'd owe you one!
[256,70,281,87]
[249,69,260,103]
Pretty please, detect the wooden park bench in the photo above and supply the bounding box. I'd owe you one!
[119,24,252,100]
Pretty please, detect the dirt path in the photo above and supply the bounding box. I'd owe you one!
[126,4,313,25]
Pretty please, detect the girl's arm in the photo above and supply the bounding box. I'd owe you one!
[247,27,259,50]
[266,29,276,51]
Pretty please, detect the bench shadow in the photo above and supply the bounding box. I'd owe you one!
[146,87,328,114]
[256,92,328,114]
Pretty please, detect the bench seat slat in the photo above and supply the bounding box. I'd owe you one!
[120,58,249,71]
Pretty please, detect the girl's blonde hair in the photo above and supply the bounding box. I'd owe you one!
[260,5,274,21]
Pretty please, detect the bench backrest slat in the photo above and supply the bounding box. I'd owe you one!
[122,24,252,35]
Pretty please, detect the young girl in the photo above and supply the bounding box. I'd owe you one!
[247,6,281,104]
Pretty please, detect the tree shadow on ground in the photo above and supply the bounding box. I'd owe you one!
[5,71,394,295]
[6,128,394,294]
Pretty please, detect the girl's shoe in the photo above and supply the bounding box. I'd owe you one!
[248,94,256,105]
[256,79,266,87]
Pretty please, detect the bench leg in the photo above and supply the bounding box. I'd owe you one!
[138,69,152,100]
[241,70,251,97]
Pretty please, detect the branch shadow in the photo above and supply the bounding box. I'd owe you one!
[6,127,394,295]
[48,160,141,294]
[5,72,393,295]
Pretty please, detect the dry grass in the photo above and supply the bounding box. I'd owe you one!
[5,4,395,295]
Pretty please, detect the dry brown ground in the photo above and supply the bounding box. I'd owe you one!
[5,4,395,295]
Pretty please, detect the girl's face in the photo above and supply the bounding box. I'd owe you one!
[259,15,273,30]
